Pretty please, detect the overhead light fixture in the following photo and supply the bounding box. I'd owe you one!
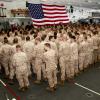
[85,0,92,3]
[41,0,47,2]
[0,0,13,2]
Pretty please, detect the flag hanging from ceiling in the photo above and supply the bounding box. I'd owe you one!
[27,3,69,26]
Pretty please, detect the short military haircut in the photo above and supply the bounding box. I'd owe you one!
[75,32,79,36]
[54,32,57,36]
[82,32,86,35]
[26,36,30,41]
[4,37,7,40]
[4,37,8,43]
[70,35,76,40]
[20,31,23,34]
[35,37,41,41]
[13,38,18,44]
[21,36,25,40]
[15,32,18,36]
[16,45,21,49]
[34,34,37,39]
[68,32,72,37]
[49,36,54,41]
[41,35,46,41]
[44,43,51,48]
[93,31,98,35]
[84,35,87,40]
[88,34,91,37]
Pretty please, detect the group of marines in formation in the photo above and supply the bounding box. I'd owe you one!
[0,23,100,92]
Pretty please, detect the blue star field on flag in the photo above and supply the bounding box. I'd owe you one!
[28,3,44,19]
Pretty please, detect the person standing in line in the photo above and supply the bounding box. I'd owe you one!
[43,43,58,92]
[12,45,30,92]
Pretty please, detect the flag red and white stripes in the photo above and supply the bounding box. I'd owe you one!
[28,3,70,26]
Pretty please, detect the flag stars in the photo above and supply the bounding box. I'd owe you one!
[28,4,44,19]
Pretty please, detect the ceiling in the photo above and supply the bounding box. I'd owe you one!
[0,0,100,9]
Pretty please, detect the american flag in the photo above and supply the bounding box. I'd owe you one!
[28,3,69,26]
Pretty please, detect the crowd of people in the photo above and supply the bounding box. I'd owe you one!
[0,23,100,92]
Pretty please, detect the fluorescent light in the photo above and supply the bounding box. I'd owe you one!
[41,0,47,2]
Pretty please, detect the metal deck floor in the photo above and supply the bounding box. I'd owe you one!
[0,63,100,100]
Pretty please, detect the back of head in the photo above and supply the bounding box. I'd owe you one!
[41,35,47,41]
[93,31,98,35]
[83,35,87,40]
[4,37,8,44]
[44,43,51,48]
[15,32,18,36]
[34,34,38,39]
[26,36,30,41]
[13,38,18,44]
[71,35,76,40]
[21,36,25,40]
[35,37,41,42]
[49,36,54,41]
[16,44,21,49]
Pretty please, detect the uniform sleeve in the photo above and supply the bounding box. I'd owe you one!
[32,46,37,59]
[12,55,16,67]
[10,46,14,56]
[58,44,64,58]
[54,43,58,57]
[78,44,82,54]
[22,44,26,52]
[97,37,100,47]
[55,51,58,65]
[0,46,4,58]
[24,54,29,66]
[42,53,46,63]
